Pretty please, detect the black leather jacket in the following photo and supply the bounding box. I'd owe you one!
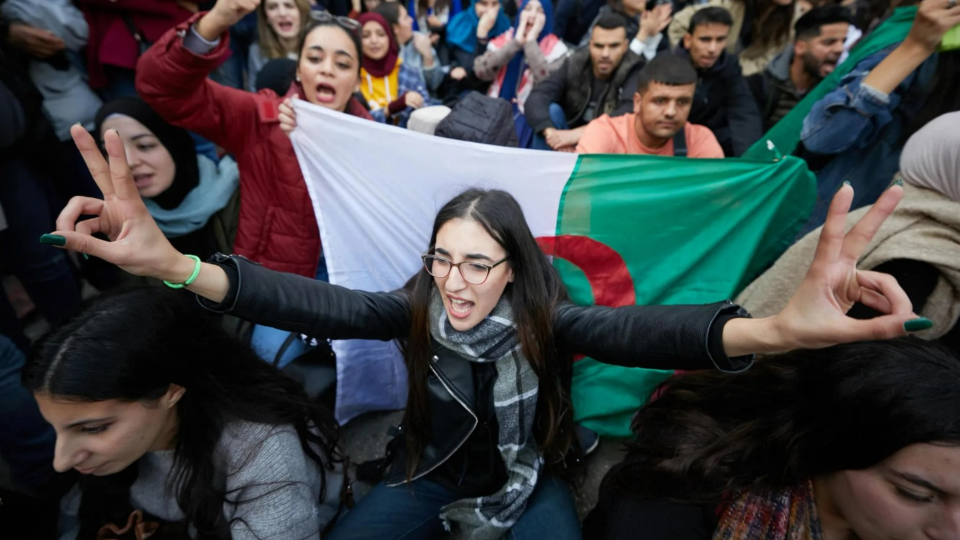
[201,254,754,489]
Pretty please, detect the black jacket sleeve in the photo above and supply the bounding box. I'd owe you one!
[525,60,570,133]
[723,63,764,156]
[744,72,770,130]
[197,254,412,341]
[612,58,648,117]
[553,301,754,372]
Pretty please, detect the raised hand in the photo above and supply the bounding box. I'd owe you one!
[196,0,262,40]
[770,183,927,350]
[477,4,501,39]
[514,11,530,44]
[528,12,546,43]
[43,126,187,281]
[905,0,960,52]
[638,3,672,41]
[412,32,434,60]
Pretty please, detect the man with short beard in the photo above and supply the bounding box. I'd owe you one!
[746,6,851,130]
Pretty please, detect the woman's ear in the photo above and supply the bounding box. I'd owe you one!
[161,384,187,409]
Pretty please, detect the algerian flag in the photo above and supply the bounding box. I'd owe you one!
[291,102,814,435]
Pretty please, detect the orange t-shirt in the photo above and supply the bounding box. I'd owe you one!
[575,114,725,158]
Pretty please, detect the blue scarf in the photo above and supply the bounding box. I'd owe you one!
[499,0,554,101]
[144,155,239,238]
[445,0,511,54]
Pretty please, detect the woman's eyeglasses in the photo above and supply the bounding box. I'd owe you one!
[421,254,511,285]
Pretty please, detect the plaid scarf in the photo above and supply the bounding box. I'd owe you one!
[430,292,543,540]
[713,480,825,540]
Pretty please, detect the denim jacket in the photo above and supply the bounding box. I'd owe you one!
[795,44,938,238]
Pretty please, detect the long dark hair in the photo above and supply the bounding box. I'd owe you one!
[603,338,960,503]
[744,0,796,51]
[23,287,342,540]
[401,189,579,480]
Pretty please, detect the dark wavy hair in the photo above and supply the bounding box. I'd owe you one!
[746,0,797,51]
[23,287,342,540]
[401,188,581,481]
[602,338,960,503]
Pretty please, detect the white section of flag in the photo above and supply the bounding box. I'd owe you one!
[291,101,579,423]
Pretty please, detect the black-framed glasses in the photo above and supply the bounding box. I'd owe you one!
[311,10,361,33]
[421,254,511,285]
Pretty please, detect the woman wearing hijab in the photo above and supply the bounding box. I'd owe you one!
[474,0,567,112]
[737,111,960,353]
[358,12,431,124]
[95,98,239,262]
[445,0,512,84]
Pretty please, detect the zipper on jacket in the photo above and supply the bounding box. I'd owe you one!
[386,357,479,486]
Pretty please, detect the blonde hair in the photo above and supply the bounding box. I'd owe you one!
[257,0,313,59]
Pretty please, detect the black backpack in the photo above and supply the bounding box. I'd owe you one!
[435,91,519,148]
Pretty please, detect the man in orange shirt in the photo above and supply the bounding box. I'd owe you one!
[576,54,724,157]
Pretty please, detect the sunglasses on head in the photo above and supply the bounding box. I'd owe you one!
[310,10,362,33]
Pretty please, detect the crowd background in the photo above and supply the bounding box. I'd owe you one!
[1,0,959,536]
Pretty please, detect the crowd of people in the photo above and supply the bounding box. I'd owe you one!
[1,0,958,537]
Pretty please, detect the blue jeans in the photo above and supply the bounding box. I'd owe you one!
[0,335,56,490]
[531,103,570,151]
[250,254,329,367]
[0,156,81,348]
[326,475,582,540]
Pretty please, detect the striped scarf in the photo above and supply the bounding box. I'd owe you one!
[713,480,825,540]
[430,292,543,540]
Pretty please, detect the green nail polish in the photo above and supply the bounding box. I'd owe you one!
[39,234,67,246]
[903,318,933,332]
[82,253,90,261]
[894,178,904,187]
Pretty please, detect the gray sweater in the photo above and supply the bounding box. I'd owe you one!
[59,421,343,540]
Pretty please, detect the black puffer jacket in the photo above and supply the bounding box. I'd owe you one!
[435,91,519,148]
[201,254,755,492]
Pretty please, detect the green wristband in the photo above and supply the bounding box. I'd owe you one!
[163,255,202,289]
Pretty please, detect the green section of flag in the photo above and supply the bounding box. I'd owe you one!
[561,154,815,437]
[744,7,915,160]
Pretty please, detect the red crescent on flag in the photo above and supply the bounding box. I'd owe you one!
[537,235,636,362]
[535,235,636,308]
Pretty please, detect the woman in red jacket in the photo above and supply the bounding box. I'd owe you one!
[136,0,371,363]
[137,0,369,279]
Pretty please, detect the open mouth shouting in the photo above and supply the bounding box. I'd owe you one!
[315,82,337,104]
[445,293,475,319]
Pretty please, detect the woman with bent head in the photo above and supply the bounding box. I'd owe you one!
[584,338,960,540]
[45,118,928,538]
[23,287,343,540]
